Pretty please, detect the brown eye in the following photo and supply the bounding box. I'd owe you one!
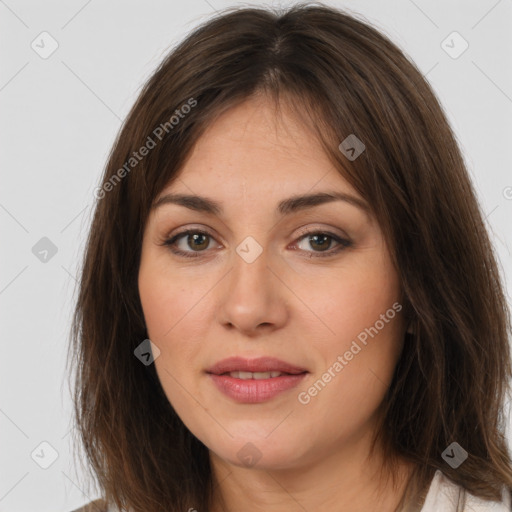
[306,233,333,251]
[163,229,217,258]
[162,228,351,260]
[293,231,352,257]
[186,232,210,251]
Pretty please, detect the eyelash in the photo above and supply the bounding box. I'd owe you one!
[161,228,352,259]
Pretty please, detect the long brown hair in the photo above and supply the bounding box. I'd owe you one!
[67,3,512,511]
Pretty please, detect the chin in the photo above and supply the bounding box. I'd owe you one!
[205,431,308,471]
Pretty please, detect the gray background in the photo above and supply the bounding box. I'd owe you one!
[1,0,511,510]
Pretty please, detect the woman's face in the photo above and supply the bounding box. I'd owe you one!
[138,96,407,471]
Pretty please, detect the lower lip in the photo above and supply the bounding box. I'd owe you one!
[208,372,308,403]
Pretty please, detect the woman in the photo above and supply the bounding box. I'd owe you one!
[68,3,512,511]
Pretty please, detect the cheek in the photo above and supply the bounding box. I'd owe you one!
[301,250,404,396]
[138,264,202,405]
[138,257,216,388]
[301,253,401,344]
[297,295,404,442]
[138,255,204,341]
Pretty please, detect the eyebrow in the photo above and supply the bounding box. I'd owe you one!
[152,191,370,216]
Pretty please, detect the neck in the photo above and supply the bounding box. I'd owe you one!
[208,433,417,512]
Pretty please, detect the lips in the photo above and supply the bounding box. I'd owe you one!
[206,356,308,403]
[206,356,308,376]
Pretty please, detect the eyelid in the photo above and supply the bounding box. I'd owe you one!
[161,224,222,246]
[293,223,349,240]
[164,222,348,243]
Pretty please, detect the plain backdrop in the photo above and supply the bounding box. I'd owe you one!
[1,0,511,510]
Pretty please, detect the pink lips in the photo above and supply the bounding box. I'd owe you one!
[207,356,307,375]
[206,356,308,403]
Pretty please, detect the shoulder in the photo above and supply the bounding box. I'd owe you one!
[421,470,512,511]
[69,498,112,512]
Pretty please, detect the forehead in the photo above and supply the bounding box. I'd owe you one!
[161,96,360,201]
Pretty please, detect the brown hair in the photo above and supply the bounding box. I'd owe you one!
[67,3,512,511]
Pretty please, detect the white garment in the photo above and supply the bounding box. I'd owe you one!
[420,470,511,511]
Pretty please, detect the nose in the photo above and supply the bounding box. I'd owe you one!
[215,243,289,336]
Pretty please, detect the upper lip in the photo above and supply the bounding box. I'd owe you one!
[206,356,308,375]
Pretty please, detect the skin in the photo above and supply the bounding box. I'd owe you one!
[138,95,416,511]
